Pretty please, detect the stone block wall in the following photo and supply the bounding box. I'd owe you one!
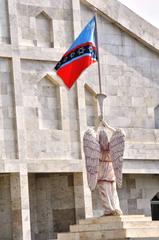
[81,3,159,129]
[29,173,76,240]
[0,0,159,239]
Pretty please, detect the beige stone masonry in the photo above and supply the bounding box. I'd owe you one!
[83,0,159,53]
[0,0,159,239]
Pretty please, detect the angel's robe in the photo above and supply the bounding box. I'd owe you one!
[97,150,116,183]
[97,130,123,216]
[97,151,122,215]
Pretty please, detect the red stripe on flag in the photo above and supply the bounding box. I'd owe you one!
[56,56,96,88]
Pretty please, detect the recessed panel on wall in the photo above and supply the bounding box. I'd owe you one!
[17,0,73,47]
[0,0,10,43]
[21,59,71,159]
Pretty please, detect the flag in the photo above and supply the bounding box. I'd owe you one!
[55,16,97,89]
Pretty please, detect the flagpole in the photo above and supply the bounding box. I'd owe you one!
[94,9,107,120]
[94,10,102,94]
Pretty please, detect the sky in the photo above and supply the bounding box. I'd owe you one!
[119,0,159,29]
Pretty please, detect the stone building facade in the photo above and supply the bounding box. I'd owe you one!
[0,0,159,239]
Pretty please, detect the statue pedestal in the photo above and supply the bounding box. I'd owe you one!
[57,215,159,240]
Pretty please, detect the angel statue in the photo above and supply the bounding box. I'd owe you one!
[83,119,125,216]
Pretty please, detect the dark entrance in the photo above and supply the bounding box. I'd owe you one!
[151,192,159,220]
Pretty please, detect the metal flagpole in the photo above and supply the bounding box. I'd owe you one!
[94,10,102,94]
[94,9,107,120]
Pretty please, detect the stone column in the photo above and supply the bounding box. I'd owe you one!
[72,0,93,218]
[46,175,54,239]
[12,57,27,159]
[20,164,32,240]
[73,173,85,222]
[8,1,32,239]
[76,81,94,218]
[10,173,22,240]
[8,0,27,159]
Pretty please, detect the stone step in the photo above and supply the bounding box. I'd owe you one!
[78,215,152,225]
[124,221,159,229]
[58,235,127,240]
[58,230,127,240]
[126,228,159,238]
[57,216,159,240]
[58,227,159,240]
[130,238,159,240]
[70,220,159,232]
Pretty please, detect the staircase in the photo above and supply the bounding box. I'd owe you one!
[57,215,159,240]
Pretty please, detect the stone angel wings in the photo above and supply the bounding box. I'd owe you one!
[83,125,125,191]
